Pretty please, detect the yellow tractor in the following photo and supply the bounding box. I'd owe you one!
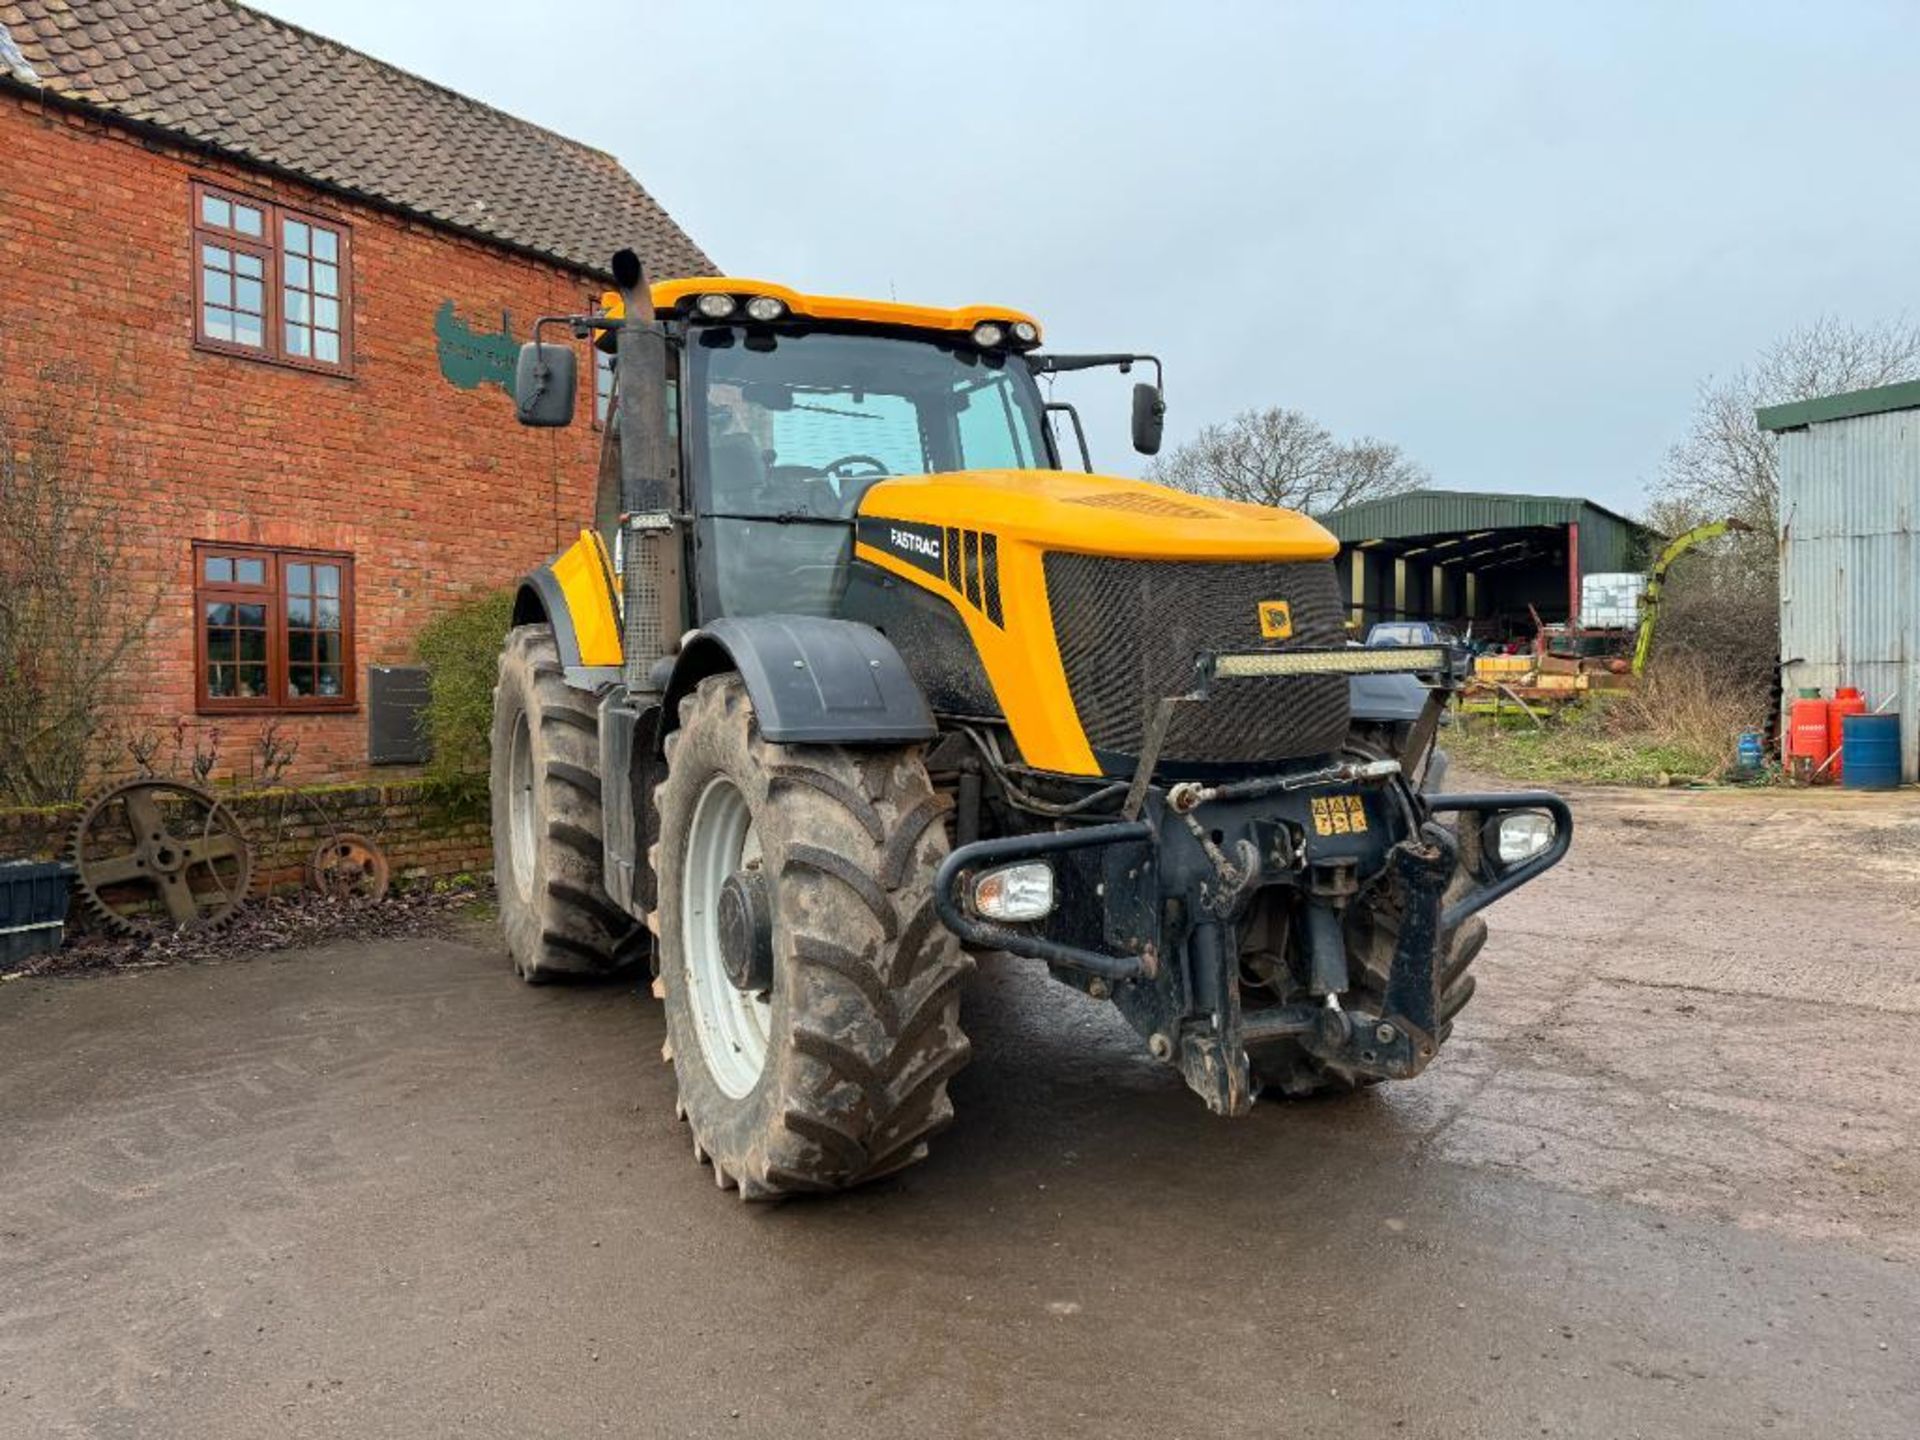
[493,250,1569,1197]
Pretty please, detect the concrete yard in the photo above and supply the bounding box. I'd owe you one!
[3,785,1918,1438]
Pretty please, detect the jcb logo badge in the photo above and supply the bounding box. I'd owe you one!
[1258,600,1293,639]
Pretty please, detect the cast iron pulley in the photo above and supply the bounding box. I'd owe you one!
[69,779,253,937]
[307,833,391,902]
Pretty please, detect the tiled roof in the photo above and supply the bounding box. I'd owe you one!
[0,0,714,280]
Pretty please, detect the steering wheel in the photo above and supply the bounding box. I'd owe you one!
[822,454,891,480]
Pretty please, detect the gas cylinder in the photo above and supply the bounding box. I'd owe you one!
[1827,687,1867,780]
[1787,695,1830,781]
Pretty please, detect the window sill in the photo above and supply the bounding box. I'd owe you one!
[192,336,355,380]
[196,701,360,717]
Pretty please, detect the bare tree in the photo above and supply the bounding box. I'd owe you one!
[1147,406,1428,516]
[1656,315,1920,532]
[0,414,157,805]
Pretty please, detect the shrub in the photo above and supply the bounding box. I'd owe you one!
[415,590,514,813]
[0,414,158,804]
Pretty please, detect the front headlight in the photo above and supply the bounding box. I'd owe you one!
[971,861,1055,922]
[1491,811,1555,866]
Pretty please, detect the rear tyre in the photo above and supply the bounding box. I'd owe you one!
[490,624,646,983]
[650,674,972,1198]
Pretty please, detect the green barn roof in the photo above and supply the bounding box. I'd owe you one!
[1319,490,1658,577]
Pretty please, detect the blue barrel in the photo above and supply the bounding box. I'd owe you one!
[1841,712,1901,790]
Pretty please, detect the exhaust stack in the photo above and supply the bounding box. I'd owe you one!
[608,248,682,692]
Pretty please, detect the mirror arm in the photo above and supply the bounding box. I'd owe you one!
[1031,352,1164,395]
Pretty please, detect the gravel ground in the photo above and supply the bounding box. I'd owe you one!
[2,781,1916,1438]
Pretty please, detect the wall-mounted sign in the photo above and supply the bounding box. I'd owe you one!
[434,300,518,394]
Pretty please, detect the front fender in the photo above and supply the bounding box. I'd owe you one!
[659,615,936,748]
[513,529,623,689]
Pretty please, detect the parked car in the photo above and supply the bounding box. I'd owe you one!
[1364,621,1473,686]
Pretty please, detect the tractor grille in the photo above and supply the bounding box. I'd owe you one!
[1042,554,1350,766]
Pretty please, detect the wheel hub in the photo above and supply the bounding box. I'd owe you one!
[716,866,774,995]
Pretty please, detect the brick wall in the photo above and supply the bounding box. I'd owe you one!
[0,90,619,785]
[0,780,491,896]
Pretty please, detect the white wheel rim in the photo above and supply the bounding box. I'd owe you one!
[507,710,537,900]
[682,775,771,1098]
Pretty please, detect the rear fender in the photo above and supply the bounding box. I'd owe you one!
[513,529,623,690]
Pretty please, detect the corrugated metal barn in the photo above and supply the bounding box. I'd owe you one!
[1319,490,1656,641]
[1760,381,1920,783]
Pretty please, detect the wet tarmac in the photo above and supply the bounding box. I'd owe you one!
[3,785,1917,1437]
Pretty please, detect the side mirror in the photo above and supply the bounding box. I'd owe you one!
[1131,382,1165,456]
[513,341,577,427]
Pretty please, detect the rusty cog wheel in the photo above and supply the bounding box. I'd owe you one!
[307,833,390,902]
[69,779,254,937]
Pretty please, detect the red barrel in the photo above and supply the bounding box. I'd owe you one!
[1788,696,1831,779]
[1827,688,1867,780]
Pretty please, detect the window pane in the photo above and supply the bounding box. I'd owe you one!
[201,195,231,229]
[288,630,313,663]
[287,562,311,594]
[313,296,338,330]
[205,270,232,307]
[204,557,233,583]
[205,600,233,626]
[237,664,268,698]
[289,667,315,697]
[233,204,263,238]
[236,603,266,627]
[235,277,263,315]
[284,219,309,255]
[235,252,264,280]
[284,290,309,324]
[285,254,309,289]
[315,565,340,597]
[233,313,264,348]
[313,263,338,298]
[314,331,340,364]
[285,323,310,357]
[207,664,234,698]
[287,595,312,626]
[205,624,235,662]
[203,306,234,341]
[235,558,265,585]
[315,599,341,631]
[238,629,266,663]
[316,666,343,697]
[316,631,342,665]
[202,242,230,270]
[312,227,338,262]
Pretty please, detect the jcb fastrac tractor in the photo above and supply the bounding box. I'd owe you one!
[493,249,1569,1198]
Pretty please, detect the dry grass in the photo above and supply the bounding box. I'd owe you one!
[1449,660,1768,786]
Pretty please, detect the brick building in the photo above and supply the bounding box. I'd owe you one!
[0,0,712,783]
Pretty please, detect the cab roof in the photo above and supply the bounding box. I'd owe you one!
[643,277,1043,342]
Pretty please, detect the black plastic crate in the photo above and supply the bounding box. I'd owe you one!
[1,859,75,970]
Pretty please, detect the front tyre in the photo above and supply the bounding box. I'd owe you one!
[490,624,646,982]
[651,674,972,1198]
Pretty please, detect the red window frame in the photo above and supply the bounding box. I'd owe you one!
[191,181,353,375]
[193,543,357,714]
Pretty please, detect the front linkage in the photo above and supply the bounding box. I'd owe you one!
[934,648,1572,1115]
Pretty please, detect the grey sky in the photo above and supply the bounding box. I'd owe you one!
[254,0,1920,513]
